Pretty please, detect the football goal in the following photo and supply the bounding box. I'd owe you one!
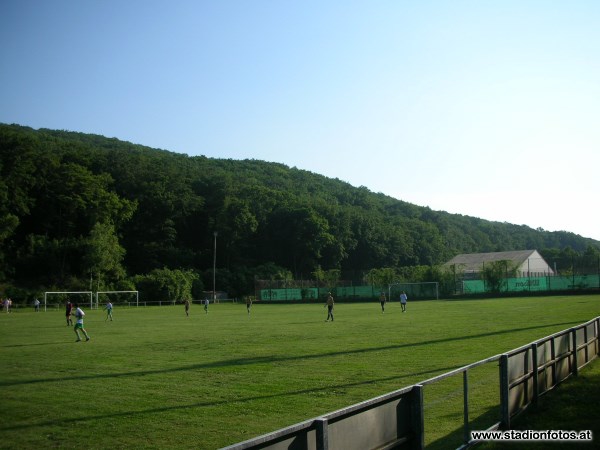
[388,282,439,300]
[95,290,139,308]
[43,291,93,312]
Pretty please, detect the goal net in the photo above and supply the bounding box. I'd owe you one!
[388,282,439,300]
[95,291,139,308]
[43,291,93,311]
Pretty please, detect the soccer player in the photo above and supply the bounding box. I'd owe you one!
[34,298,40,312]
[246,296,252,315]
[184,299,190,317]
[400,291,408,312]
[66,301,73,326]
[325,292,334,322]
[204,298,209,314]
[73,304,90,342]
[104,301,114,321]
[379,292,386,313]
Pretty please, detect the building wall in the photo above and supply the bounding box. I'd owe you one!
[517,251,554,277]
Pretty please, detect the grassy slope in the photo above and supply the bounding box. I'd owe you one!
[0,295,599,449]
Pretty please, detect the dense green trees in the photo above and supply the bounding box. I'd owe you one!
[1,123,598,300]
[133,268,199,303]
[481,260,519,293]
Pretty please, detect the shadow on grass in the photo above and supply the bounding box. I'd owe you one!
[0,320,579,388]
[479,364,600,449]
[426,361,600,450]
[0,365,461,431]
[3,342,69,348]
[426,407,501,450]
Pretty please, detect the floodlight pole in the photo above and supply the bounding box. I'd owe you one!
[213,231,218,303]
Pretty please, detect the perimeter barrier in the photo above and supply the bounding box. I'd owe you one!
[461,274,600,294]
[257,283,439,301]
[221,316,600,450]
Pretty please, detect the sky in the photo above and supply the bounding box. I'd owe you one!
[1,1,599,241]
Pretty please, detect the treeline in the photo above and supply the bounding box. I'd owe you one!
[1,124,598,301]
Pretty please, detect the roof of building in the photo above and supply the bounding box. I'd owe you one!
[444,250,539,271]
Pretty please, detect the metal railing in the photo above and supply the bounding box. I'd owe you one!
[222,317,600,450]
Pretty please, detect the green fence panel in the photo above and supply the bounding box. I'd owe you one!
[335,286,376,298]
[571,274,599,289]
[574,274,600,289]
[547,275,600,291]
[463,275,600,295]
[548,276,574,291]
[506,277,549,292]
[260,288,319,301]
[261,286,380,301]
[261,275,600,300]
[463,280,485,293]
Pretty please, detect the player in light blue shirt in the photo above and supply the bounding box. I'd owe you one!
[104,302,113,321]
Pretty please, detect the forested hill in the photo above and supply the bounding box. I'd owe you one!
[1,123,598,296]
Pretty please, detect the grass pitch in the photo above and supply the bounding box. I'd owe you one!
[1,295,599,449]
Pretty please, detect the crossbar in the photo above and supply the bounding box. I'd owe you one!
[43,291,93,311]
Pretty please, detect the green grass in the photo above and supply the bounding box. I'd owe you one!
[1,295,599,449]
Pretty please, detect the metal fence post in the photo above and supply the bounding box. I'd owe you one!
[597,318,600,357]
[531,343,538,405]
[463,370,470,445]
[316,418,328,450]
[584,325,589,364]
[410,385,425,450]
[571,328,579,376]
[499,354,510,429]
[523,347,529,405]
[550,337,557,387]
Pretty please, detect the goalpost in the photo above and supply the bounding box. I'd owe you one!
[95,290,139,308]
[44,291,93,312]
[388,282,439,300]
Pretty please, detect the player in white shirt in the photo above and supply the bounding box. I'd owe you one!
[400,292,408,312]
[73,304,91,342]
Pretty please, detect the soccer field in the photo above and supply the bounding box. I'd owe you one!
[1,296,599,449]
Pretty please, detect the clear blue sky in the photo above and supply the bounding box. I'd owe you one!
[2,1,599,241]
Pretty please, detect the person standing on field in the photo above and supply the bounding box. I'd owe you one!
[204,298,209,314]
[66,301,73,326]
[379,292,386,313]
[104,301,113,321]
[73,304,90,342]
[34,298,40,312]
[246,296,252,315]
[325,292,334,322]
[184,299,190,317]
[400,291,408,312]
